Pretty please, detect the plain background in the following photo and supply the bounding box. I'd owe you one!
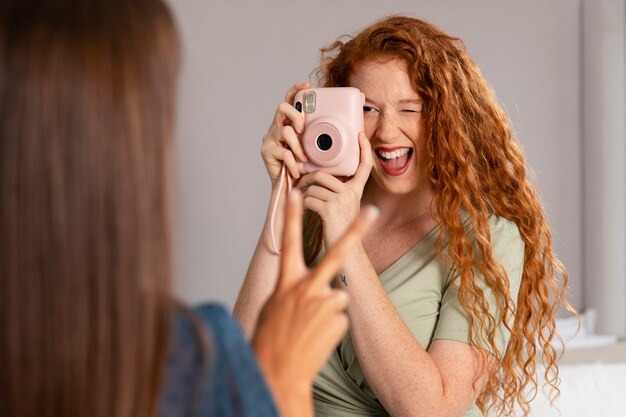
[167,0,626,335]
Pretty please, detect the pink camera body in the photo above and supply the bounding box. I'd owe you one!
[294,87,364,177]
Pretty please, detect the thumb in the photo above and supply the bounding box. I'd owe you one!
[276,189,306,292]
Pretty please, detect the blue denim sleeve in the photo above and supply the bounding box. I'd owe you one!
[157,303,279,417]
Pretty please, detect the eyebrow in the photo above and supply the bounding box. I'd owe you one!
[397,99,422,105]
[363,98,423,106]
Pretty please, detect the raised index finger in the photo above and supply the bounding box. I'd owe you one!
[276,189,306,292]
[308,205,379,292]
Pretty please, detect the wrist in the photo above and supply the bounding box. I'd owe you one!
[262,181,290,254]
[268,378,313,417]
[252,340,314,417]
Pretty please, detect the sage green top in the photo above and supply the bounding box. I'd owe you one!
[313,214,525,417]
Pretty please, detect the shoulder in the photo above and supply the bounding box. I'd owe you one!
[459,210,523,249]
[158,303,279,417]
[194,303,242,342]
[455,212,524,270]
[486,214,525,263]
[194,303,279,417]
[191,303,259,374]
[192,303,261,367]
[487,214,522,242]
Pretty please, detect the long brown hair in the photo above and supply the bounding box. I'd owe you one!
[308,15,576,416]
[0,1,180,416]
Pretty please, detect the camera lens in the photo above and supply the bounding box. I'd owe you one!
[316,134,333,151]
[295,101,302,112]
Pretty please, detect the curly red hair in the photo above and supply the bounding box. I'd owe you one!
[305,15,576,416]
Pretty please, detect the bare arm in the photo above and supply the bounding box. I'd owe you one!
[339,246,489,417]
[250,189,379,417]
[232,184,283,338]
[233,82,310,338]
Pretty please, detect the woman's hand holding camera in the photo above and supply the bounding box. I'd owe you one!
[261,82,311,184]
[252,189,378,417]
[297,134,374,247]
[261,83,374,249]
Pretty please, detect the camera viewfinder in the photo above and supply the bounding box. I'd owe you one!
[304,91,316,113]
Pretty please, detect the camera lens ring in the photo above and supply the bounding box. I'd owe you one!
[301,122,342,167]
[295,101,302,112]
[316,134,333,152]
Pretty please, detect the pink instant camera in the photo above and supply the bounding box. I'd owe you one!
[293,87,364,176]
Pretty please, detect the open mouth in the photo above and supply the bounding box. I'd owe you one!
[376,147,413,176]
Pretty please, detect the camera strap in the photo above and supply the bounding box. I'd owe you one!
[268,163,293,255]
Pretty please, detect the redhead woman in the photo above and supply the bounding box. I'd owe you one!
[235,15,575,417]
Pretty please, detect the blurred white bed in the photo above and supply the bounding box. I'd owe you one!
[528,344,626,416]
[526,310,626,417]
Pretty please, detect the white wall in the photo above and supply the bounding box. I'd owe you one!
[582,0,626,336]
[168,0,585,313]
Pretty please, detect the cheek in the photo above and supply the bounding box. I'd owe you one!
[401,122,422,147]
[363,118,377,138]
[405,124,427,163]
[413,139,432,176]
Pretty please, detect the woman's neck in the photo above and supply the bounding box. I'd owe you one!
[361,181,437,231]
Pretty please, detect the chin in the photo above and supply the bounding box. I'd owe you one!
[371,174,418,196]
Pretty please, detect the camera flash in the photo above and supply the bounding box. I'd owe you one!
[304,91,316,113]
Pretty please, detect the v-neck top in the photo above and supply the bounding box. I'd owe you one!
[312,214,525,417]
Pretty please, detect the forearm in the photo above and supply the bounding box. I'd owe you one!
[270,389,314,417]
[232,186,284,339]
[255,356,314,417]
[342,246,473,417]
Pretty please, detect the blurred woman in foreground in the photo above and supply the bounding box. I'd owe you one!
[0,1,376,416]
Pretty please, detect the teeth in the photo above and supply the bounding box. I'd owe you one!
[379,148,410,160]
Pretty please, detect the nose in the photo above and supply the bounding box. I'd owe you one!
[374,111,400,143]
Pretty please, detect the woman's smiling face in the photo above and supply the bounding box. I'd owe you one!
[348,57,431,197]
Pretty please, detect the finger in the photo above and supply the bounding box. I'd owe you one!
[262,125,305,162]
[302,195,327,218]
[302,185,334,203]
[349,132,374,188]
[294,294,349,346]
[300,290,349,319]
[297,171,345,193]
[327,289,349,311]
[307,312,349,363]
[277,189,305,291]
[279,148,301,179]
[280,125,308,162]
[263,142,300,179]
[309,205,379,291]
[284,82,311,103]
[272,102,306,133]
[261,132,286,158]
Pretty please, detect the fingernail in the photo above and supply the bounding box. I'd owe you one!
[289,188,302,202]
[362,205,380,222]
